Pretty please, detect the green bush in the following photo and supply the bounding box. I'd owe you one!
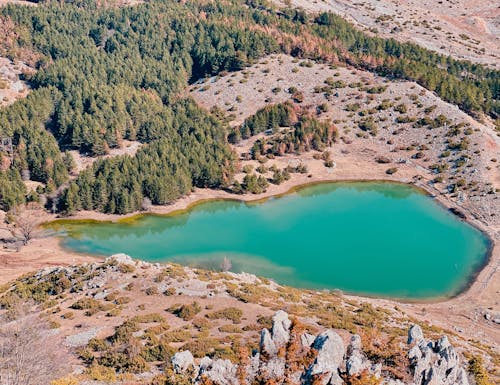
[206,307,243,324]
[168,302,202,321]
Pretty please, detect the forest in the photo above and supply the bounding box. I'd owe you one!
[0,0,498,213]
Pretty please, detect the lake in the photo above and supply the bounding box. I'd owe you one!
[55,182,490,299]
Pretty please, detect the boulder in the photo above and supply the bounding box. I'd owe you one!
[408,324,424,344]
[260,310,292,356]
[106,253,135,265]
[172,350,194,373]
[303,330,344,385]
[197,359,238,385]
[301,333,316,349]
[259,356,286,382]
[271,310,292,348]
[346,334,379,377]
[260,328,277,356]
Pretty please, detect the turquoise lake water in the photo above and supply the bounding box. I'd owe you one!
[58,182,489,299]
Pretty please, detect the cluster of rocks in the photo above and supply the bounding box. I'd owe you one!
[172,311,470,385]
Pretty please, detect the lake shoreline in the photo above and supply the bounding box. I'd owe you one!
[2,154,498,347]
[45,176,495,304]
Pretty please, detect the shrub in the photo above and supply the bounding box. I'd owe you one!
[163,287,177,296]
[114,296,131,305]
[206,307,243,324]
[182,338,220,358]
[394,104,407,113]
[71,298,103,311]
[218,324,243,333]
[86,364,116,382]
[366,85,387,94]
[468,356,494,385]
[131,313,165,323]
[109,320,140,344]
[145,286,159,295]
[359,118,378,136]
[163,329,192,343]
[117,263,135,273]
[168,302,202,321]
[141,342,175,362]
[50,376,79,385]
[386,168,398,175]
[88,338,108,352]
[61,311,74,319]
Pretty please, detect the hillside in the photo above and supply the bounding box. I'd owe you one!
[0,254,498,384]
[0,0,498,216]
[0,1,499,384]
[271,0,499,67]
[191,54,499,226]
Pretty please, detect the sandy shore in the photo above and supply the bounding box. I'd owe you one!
[1,148,498,346]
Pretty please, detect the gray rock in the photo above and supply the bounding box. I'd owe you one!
[172,350,194,373]
[346,334,380,378]
[408,345,422,362]
[64,327,100,348]
[301,333,316,349]
[199,356,213,371]
[435,336,450,352]
[245,352,260,384]
[197,359,238,385]
[172,311,472,385]
[260,328,277,356]
[93,290,109,300]
[271,310,292,348]
[106,253,135,265]
[259,356,286,382]
[304,330,344,385]
[408,324,424,344]
[244,353,260,384]
[409,328,469,385]
[349,334,362,350]
[346,354,365,377]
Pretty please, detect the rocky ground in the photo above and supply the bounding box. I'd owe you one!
[271,0,499,66]
[191,54,500,227]
[0,254,497,384]
[172,310,471,385]
[0,57,31,107]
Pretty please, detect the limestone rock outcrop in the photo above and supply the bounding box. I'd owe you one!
[171,311,472,385]
[302,330,344,385]
[172,350,195,373]
[408,330,469,385]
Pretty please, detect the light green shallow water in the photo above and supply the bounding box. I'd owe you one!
[57,182,489,299]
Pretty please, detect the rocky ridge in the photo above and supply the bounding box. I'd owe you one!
[0,254,497,384]
[172,310,470,385]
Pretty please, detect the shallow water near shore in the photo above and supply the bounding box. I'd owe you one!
[55,182,489,299]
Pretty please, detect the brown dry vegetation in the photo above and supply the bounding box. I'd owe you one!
[271,0,500,67]
[0,256,498,383]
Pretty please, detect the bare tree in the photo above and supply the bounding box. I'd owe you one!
[1,203,48,246]
[220,256,232,272]
[0,311,70,385]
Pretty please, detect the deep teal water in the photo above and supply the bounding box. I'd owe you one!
[58,182,489,298]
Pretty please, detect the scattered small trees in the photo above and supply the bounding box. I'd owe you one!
[0,312,70,385]
[1,203,47,246]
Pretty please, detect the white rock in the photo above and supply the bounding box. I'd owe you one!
[172,350,194,373]
[408,324,424,344]
[271,310,292,348]
[106,253,135,265]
